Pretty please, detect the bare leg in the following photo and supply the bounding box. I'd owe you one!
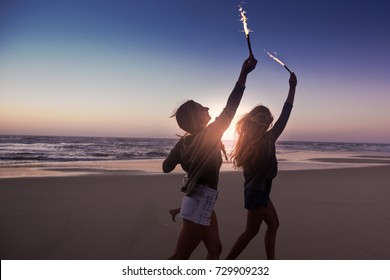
[263,200,279,260]
[169,207,181,222]
[225,207,267,259]
[168,219,205,259]
[202,211,223,259]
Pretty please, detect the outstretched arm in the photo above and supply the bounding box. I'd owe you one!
[286,72,297,105]
[209,55,257,138]
[269,73,298,141]
[223,55,257,119]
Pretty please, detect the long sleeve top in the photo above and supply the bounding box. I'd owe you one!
[163,83,245,195]
[243,102,293,191]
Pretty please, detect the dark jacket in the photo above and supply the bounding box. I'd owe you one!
[163,83,245,195]
[243,102,293,191]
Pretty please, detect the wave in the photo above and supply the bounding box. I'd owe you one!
[1,135,389,165]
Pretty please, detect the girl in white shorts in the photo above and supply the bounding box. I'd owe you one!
[180,184,218,226]
[163,56,257,259]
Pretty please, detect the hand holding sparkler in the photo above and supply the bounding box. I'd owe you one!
[242,55,257,72]
[286,72,297,105]
[289,72,297,88]
[237,55,257,87]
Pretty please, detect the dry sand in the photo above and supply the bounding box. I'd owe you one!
[1,160,390,260]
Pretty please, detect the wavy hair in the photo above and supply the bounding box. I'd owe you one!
[231,105,274,171]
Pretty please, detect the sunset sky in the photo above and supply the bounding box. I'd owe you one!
[1,0,389,143]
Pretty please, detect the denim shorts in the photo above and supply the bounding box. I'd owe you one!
[179,185,218,226]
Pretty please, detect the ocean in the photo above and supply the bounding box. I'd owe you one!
[1,135,389,166]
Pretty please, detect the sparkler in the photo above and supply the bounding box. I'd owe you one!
[239,5,253,56]
[265,51,292,74]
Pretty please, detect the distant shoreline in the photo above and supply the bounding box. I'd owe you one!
[1,135,390,178]
[1,151,390,179]
[1,134,389,145]
[1,135,389,168]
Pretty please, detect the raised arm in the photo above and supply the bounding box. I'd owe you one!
[286,72,297,105]
[227,55,257,107]
[209,55,257,137]
[237,55,257,88]
[269,73,298,141]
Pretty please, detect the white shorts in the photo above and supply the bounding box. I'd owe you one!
[179,185,218,226]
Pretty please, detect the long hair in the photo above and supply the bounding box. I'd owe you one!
[231,105,274,171]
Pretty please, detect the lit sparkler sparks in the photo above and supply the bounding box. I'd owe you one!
[265,51,292,73]
[239,4,253,56]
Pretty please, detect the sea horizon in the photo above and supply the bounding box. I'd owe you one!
[1,134,389,168]
[1,133,390,145]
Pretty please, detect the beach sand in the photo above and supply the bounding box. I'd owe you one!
[1,158,390,260]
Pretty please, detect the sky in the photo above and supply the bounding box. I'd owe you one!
[1,0,389,143]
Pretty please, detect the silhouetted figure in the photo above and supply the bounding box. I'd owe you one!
[226,72,297,260]
[169,141,228,223]
[163,55,257,259]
